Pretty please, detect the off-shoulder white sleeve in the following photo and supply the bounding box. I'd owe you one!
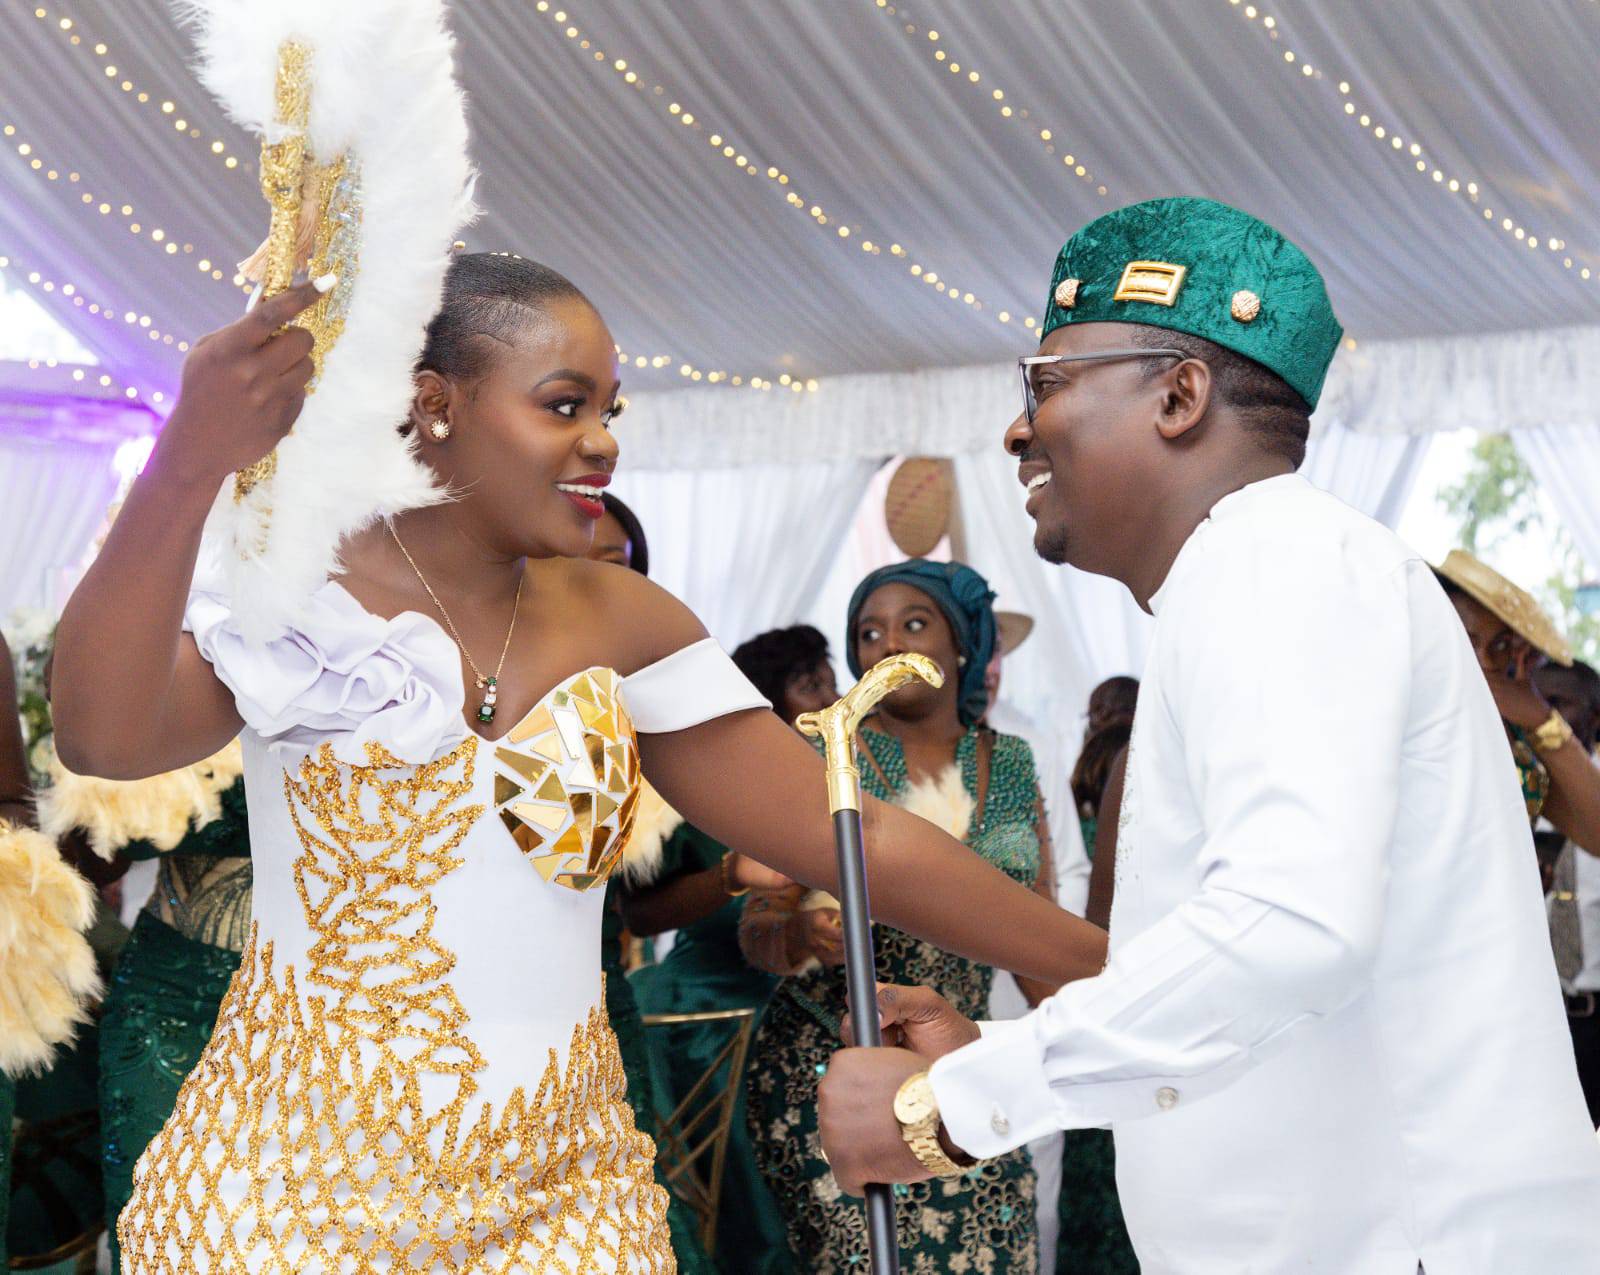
[621,638,769,734]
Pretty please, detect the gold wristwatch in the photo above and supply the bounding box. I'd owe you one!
[1533,709,1575,756]
[893,1071,971,1179]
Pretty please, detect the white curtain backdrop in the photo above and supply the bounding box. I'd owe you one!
[1301,424,1433,530]
[615,326,1600,469]
[948,422,1434,737]
[610,457,877,653]
[0,430,123,619]
[1513,426,1600,575]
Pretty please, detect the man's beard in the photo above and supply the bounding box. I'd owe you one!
[1034,517,1070,565]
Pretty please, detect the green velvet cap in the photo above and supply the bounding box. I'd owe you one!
[1041,196,1343,409]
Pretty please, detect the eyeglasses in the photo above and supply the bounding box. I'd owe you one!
[1018,348,1186,424]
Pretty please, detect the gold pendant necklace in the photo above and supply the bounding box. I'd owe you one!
[390,525,524,726]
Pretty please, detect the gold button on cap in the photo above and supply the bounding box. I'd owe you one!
[1230,289,1261,323]
[1156,1086,1179,1111]
[1054,278,1080,309]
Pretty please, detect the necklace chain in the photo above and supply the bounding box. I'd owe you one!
[389,525,523,691]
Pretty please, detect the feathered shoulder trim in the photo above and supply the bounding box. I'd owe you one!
[618,781,684,888]
[37,738,245,861]
[0,821,102,1078]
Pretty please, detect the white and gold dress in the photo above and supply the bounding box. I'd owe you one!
[116,573,765,1274]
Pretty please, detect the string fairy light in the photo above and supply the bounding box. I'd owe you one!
[870,0,1111,200]
[1,252,184,406]
[610,342,816,393]
[2,121,241,289]
[1224,0,1598,286]
[536,1,1034,332]
[26,4,247,174]
[480,248,812,390]
[0,254,173,403]
[0,253,190,351]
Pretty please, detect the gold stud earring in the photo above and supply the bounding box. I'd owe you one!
[429,418,451,441]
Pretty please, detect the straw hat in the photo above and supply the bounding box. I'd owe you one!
[884,457,953,558]
[996,611,1035,656]
[1435,548,1573,666]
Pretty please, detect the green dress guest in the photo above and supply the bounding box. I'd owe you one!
[742,561,1055,1274]
[34,735,248,1273]
[1056,679,1140,1275]
[98,777,251,1272]
[590,491,717,1275]
[624,622,839,1274]
[629,822,792,1274]
[602,880,718,1275]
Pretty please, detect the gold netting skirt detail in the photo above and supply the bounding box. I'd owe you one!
[118,726,671,1274]
[117,929,673,1273]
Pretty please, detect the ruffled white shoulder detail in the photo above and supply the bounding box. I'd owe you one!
[184,563,466,766]
[621,638,768,734]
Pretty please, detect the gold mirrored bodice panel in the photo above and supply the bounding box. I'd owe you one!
[493,667,641,892]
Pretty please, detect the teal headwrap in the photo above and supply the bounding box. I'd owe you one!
[846,559,997,726]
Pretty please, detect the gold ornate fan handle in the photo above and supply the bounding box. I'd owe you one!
[234,39,312,500]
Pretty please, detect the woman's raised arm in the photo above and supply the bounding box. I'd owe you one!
[52,283,324,779]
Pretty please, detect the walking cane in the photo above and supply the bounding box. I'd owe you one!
[796,652,945,1275]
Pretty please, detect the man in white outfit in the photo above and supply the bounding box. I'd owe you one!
[818,197,1600,1273]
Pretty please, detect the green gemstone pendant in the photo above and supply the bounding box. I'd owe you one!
[476,675,498,724]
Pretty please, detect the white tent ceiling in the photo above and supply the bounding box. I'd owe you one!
[3,0,1599,408]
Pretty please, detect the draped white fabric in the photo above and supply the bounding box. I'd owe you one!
[4,2,1598,408]
[947,422,1433,768]
[1300,425,1432,531]
[0,429,122,617]
[1513,426,1600,574]
[615,324,1600,469]
[609,458,877,652]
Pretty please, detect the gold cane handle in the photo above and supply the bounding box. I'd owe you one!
[796,654,944,814]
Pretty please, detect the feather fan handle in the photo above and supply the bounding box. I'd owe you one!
[177,0,478,640]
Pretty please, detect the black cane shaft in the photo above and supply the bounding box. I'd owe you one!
[833,811,882,1049]
[832,809,900,1274]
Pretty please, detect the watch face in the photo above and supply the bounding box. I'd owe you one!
[894,1076,935,1125]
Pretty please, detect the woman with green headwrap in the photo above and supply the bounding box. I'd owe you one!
[741,560,1056,1273]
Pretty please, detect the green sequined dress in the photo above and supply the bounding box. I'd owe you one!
[603,882,718,1275]
[747,727,1042,1274]
[630,823,794,1274]
[99,778,250,1273]
[1054,816,1138,1275]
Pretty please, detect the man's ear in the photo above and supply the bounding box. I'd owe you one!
[1154,357,1213,442]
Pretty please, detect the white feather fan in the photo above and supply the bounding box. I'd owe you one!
[177,0,477,638]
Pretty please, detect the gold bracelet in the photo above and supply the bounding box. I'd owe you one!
[1533,709,1575,756]
[720,854,749,898]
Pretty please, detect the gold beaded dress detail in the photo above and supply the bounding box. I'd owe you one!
[117,574,766,1273]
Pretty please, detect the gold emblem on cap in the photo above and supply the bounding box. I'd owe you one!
[1053,278,1081,309]
[1230,289,1261,323]
[1114,261,1187,307]
[1435,549,1574,666]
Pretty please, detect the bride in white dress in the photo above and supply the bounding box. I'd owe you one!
[51,254,1109,1273]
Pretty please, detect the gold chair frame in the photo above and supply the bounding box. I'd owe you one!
[640,1006,758,1256]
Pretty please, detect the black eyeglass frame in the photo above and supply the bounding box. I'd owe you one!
[1018,348,1187,424]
